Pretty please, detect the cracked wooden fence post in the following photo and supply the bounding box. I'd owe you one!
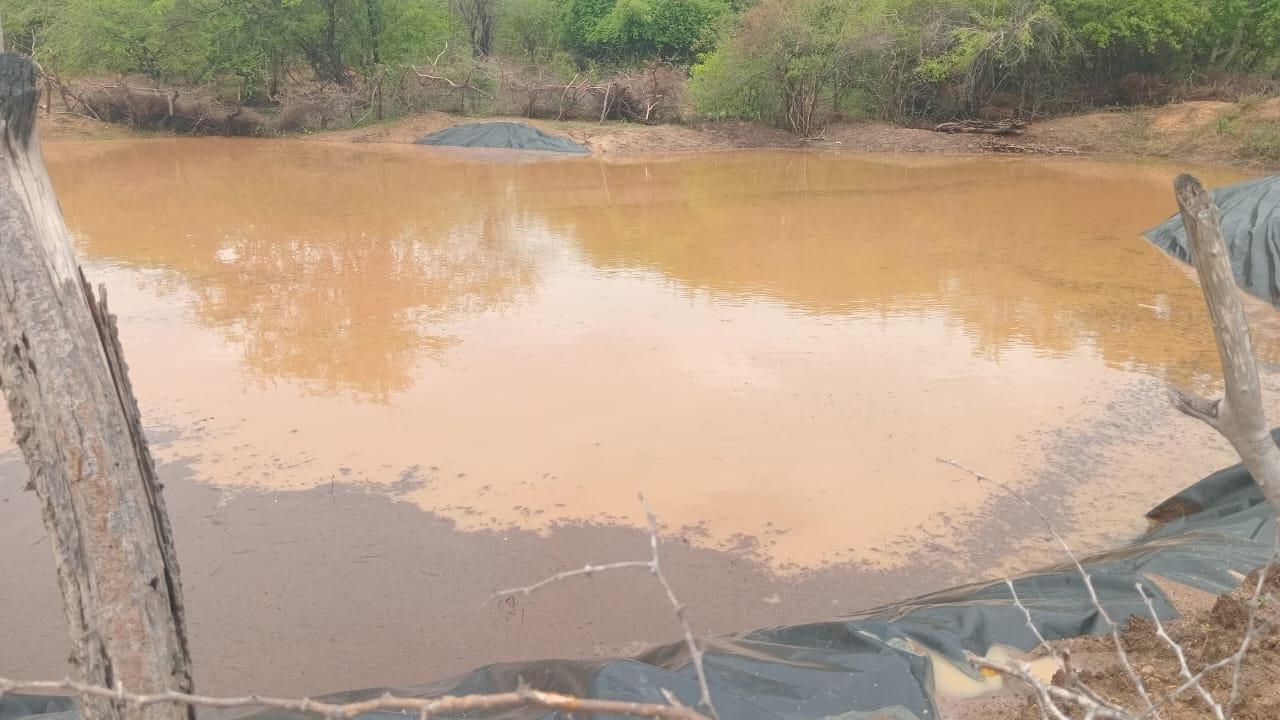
[0,55,193,720]
[1169,173,1280,510]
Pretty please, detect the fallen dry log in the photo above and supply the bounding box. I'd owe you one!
[934,119,1027,136]
[980,139,1081,155]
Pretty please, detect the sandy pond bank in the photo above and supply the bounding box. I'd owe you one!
[38,96,1280,169]
[308,100,1280,168]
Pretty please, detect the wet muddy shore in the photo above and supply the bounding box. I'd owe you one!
[1,372,1270,697]
[1,453,964,695]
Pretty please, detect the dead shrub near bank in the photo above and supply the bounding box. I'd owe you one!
[495,61,687,123]
[64,77,271,135]
[275,81,372,132]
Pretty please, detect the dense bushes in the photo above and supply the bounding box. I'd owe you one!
[1,0,720,93]
[5,0,1280,134]
[691,0,1280,134]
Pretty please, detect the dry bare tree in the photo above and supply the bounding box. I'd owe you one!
[0,53,192,720]
[451,0,496,57]
[1166,175,1280,510]
[946,174,1280,720]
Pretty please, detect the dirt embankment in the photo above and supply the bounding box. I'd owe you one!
[310,111,804,154]
[38,111,155,141]
[41,97,1280,169]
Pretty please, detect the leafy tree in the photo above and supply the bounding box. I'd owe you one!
[916,0,1075,116]
[1195,0,1280,72]
[1051,0,1206,53]
[589,0,729,62]
[4,0,202,80]
[690,0,853,134]
[494,0,565,61]
[562,0,614,58]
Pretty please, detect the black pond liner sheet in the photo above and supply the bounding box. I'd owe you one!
[415,122,590,154]
[6,439,1278,720]
[1144,173,1280,308]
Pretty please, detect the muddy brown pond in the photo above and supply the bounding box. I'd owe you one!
[2,138,1276,695]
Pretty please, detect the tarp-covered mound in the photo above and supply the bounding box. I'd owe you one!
[6,440,1278,720]
[1145,174,1280,307]
[416,122,590,154]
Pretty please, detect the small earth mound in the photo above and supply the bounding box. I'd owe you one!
[415,121,590,154]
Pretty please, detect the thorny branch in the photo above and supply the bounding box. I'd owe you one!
[942,458,1280,720]
[1224,529,1278,716]
[946,174,1280,720]
[0,496,717,720]
[488,559,653,597]
[1136,584,1224,719]
[0,677,706,720]
[488,494,719,720]
[1004,580,1126,717]
[968,656,1132,720]
[937,457,1158,714]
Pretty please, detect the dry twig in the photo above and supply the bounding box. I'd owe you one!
[488,494,719,720]
[937,457,1158,714]
[0,677,706,720]
[944,456,1280,720]
[1136,584,1224,719]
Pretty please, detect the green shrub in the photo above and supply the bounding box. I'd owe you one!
[1240,118,1280,162]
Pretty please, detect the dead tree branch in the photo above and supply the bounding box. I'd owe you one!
[980,139,1081,155]
[1167,174,1280,512]
[0,54,192,720]
[1,500,716,720]
[0,678,706,720]
[489,495,719,720]
[944,457,1280,720]
[937,458,1158,714]
[978,592,1280,720]
[1136,584,1224,719]
[934,119,1027,135]
[969,656,1134,720]
[941,174,1280,720]
[408,43,493,107]
[1005,579,1125,716]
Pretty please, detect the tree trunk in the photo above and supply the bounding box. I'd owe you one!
[364,0,381,66]
[321,0,345,84]
[0,54,193,720]
[1169,173,1280,510]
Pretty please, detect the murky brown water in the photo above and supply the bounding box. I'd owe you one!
[9,139,1268,564]
[4,138,1278,694]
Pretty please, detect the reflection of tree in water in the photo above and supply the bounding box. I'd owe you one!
[48,141,1269,397]
[195,216,534,401]
[47,141,542,401]
[548,154,1274,388]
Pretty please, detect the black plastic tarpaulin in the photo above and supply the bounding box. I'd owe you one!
[1144,174,1280,307]
[6,444,1278,720]
[415,122,590,154]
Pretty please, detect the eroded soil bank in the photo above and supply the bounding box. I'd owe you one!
[41,95,1280,168]
[311,98,1280,167]
[3,140,1280,698]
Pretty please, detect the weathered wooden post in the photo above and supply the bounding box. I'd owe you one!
[1170,173,1280,509]
[0,55,193,720]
